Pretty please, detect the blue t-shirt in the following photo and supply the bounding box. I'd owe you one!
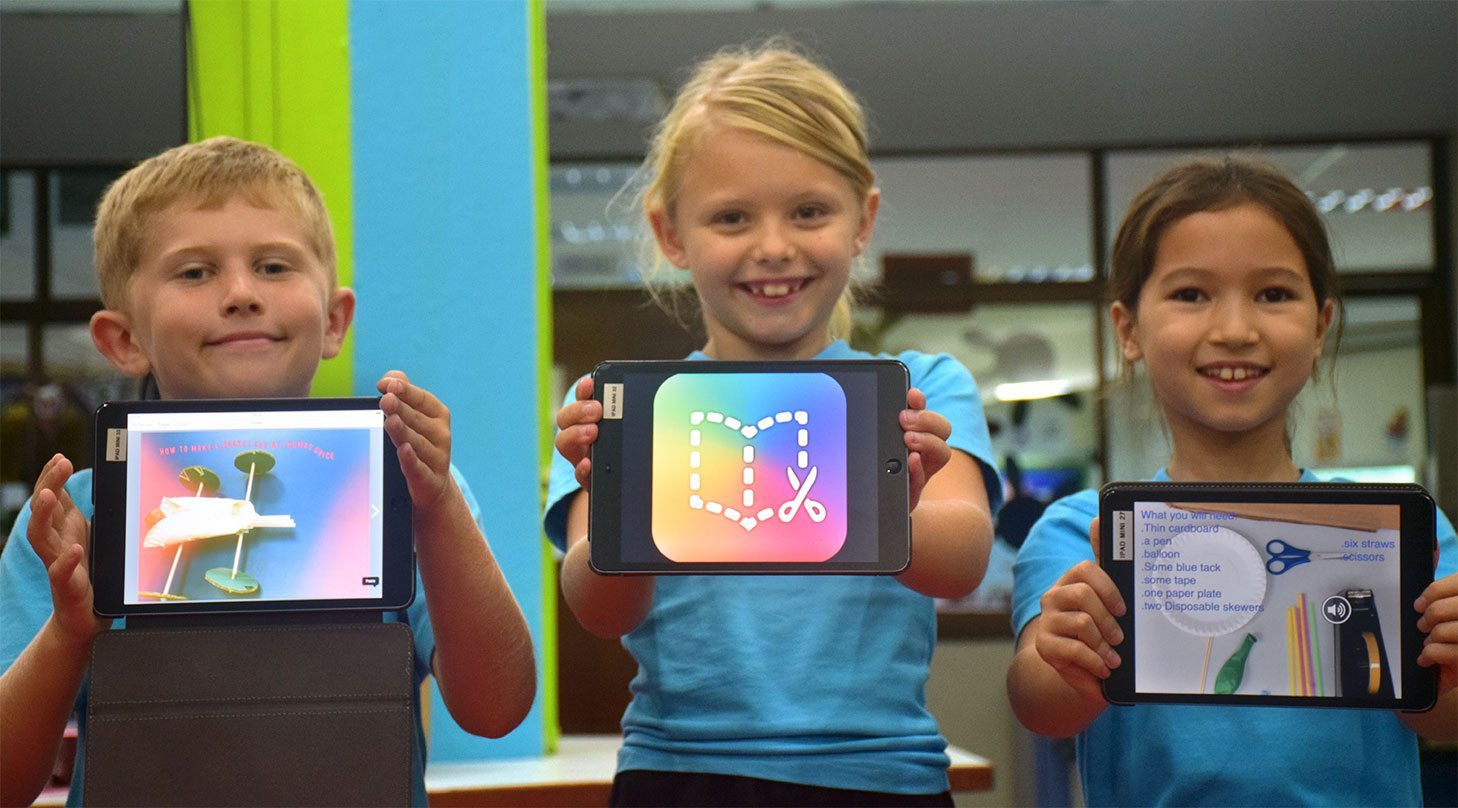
[0,465,486,807]
[544,340,1003,794]
[1011,469,1458,807]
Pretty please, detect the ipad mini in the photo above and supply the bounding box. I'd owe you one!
[588,360,910,574]
[1099,482,1438,711]
[92,398,414,616]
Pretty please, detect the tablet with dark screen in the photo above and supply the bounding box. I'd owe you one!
[1099,482,1437,711]
[588,360,910,574]
[91,398,413,616]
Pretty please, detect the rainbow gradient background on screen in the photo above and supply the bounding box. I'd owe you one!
[130,428,375,603]
[651,372,847,562]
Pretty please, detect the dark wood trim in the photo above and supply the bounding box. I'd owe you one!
[936,611,1014,640]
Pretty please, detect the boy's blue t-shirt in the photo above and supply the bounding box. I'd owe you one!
[1011,469,1458,807]
[544,340,1003,794]
[0,465,484,807]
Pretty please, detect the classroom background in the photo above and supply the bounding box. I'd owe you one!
[1,1,1454,805]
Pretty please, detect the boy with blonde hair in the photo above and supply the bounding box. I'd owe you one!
[0,136,536,806]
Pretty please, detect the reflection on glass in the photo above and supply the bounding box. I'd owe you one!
[871,153,1094,284]
[1105,143,1434,274]
[51,169,123,300]
[1293,297,1424,481]
[868,302,1102,613]
[1,172,36,300]
[549,162,648,288]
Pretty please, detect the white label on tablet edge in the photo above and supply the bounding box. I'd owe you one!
[603,384,624,419]
[1113,510,1132,561]
[106,429,127,462]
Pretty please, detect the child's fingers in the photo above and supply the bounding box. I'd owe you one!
[384,392,452,452]
[556,398,602,432]
[1036,629,1113,680]
[554,423,597,467]
[905,387,927,411]
[1415,572,1458,614]
[31,453,71,500]
[900,407,951,441]
[47,542,86,598]
[1417,640,1456,670]
[574,458,593,490]
[384,373,450,422]
[384,412,450,475]
[1046,563,1126,632]
[1068,557,1127,618]
[576,376,595,402]
[1416,592,1458,633]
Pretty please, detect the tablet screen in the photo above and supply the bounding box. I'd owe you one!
[1115,500,1402,700]
[116,407,390,607]
[591,360,909,573]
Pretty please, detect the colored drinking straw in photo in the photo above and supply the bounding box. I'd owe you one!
[1200,637,1213,694]
[1287,606,1298,695]
[1308,596,1324,696]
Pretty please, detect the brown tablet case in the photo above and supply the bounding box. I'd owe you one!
[85,618,414,807]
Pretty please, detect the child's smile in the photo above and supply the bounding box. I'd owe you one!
[1114,203,1334,444]
[651,126,877,360]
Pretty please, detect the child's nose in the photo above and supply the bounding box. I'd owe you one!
[1209,300,1258,345]
[753,225,795,266]
[220,270,264,315]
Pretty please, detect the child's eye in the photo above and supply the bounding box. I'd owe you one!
[712,211,746,227]
[1257,287,1297,303]
[258,261,291,276]
[794,204,827,221]
[1170,287,1206,303]
[177,266,210,281]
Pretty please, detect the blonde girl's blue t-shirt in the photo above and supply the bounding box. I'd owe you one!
[0,466,484,808]
[544,340,1002,794]
[1011,470,1458,807]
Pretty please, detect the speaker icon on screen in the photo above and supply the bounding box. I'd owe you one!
[1322,595,1351,624]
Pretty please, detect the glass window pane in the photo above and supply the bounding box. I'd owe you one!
[0,324,31,536]
[51,169,123,300]
[1,172,36,300]
[871,153,1094,283]
[549,163,649,288]
[42,323,133,414]
[1295,297,1426,481]
[872,302,1102,612]
[1105,142,1434,274]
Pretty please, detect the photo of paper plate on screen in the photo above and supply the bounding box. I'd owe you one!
[1132,501,1401,700]
[125,429,377,605]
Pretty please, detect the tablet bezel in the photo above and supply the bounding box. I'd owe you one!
[588,359,910,574]
[91,397,414,617]
[1098,481,1437,711]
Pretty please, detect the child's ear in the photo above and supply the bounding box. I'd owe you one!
[1110,301,1143,363]
[1313,297,1336,358]
[648,206,690,269]
[89,309,152,378]
[321,287,356,359]
[853,188,880,256]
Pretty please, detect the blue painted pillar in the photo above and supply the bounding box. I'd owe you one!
[349,0,549,761]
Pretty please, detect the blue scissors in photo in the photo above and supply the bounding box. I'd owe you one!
[1265,539,1347,575]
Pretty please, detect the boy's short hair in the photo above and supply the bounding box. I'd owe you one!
[93,136,336,310]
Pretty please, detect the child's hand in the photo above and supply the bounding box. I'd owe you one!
[28,454,108,642]
[1033,517,1126,703]
[554,376,601,491]
[900,387,952,512]
[378,371,456,511]
[1416,572,1458,696]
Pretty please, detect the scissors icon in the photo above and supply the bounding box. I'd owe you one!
[779,466,827,524]
[1265,539,1346,575]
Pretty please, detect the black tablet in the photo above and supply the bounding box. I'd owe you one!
[588,360,910,574]
[91,398,414,616]
[1099,482,1438,711]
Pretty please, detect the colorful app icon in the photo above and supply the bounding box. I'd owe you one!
[651,372,847,562]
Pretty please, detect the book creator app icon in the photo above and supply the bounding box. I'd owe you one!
[651,373,847,562]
